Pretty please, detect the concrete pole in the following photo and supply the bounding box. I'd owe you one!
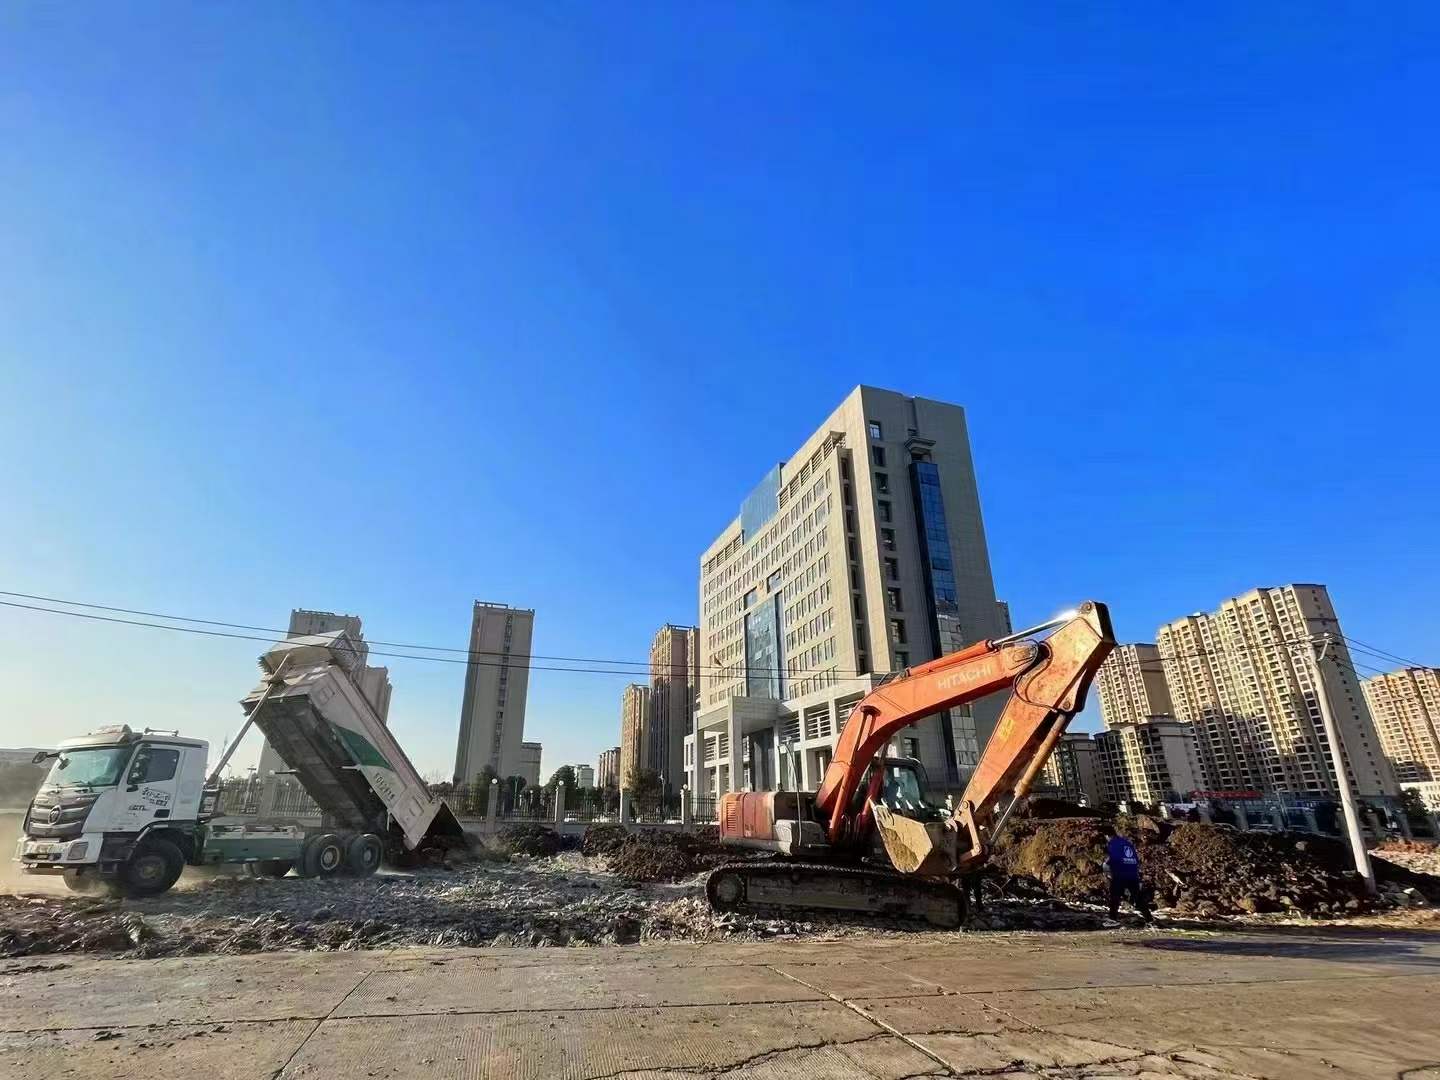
[681,786,693,827]
[554,781,567,826]
[619,789,633,827]
[1234,804,1249,831]
[486,777,499,831]
[1303,636,1376,895]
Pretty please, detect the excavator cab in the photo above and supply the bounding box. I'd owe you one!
[862,757,948,821]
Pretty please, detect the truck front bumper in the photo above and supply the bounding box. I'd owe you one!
[17,833,105,872]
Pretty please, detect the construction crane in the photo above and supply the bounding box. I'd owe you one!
[706,601,1115,926]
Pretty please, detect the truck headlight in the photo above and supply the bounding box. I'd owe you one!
[66,842,89,861]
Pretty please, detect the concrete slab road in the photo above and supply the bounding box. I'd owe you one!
[3,928,1440,1079]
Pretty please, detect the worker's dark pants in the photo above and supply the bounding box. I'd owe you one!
[1109,876,1152,921]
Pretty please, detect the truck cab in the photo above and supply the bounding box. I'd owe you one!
[19,725,209,894]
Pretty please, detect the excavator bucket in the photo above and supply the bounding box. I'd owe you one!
[872,803,956,877]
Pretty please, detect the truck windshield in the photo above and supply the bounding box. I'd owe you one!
[44,747,132,788]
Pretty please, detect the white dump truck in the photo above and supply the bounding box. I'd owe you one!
[16,631,463,896]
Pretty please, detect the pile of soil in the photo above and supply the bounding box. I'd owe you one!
[607,827,740,883]
[580,824,629,857]
[992,817,1440,917]
[493,824,564,857]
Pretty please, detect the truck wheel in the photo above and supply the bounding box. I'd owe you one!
[346,834,383,876]
[246,860,294,879]
[62,868,119,896]
[301,833,345,877]
[121,838,185,898]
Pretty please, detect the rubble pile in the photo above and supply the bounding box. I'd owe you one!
[0,853,804,959]
[992,817,1440,917]
[580,824,629,856]
[1374,840,1440,879]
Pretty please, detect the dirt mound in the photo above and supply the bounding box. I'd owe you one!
[493,824,563,857]
[608,828,738,883]
[581,824,629,857]
[993,817,1440,917]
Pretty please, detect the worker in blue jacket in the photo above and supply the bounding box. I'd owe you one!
[1103,822,1153,923]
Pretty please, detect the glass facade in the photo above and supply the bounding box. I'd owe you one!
[744,594,784,701]
[910,460,979,782]
[740,464,782,540]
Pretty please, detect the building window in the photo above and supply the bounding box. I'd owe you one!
[896,650,909,668]
[887,587,903,611]
[868,420,882,439]
[875,472,890,494]
[878,500,892,523]
[873,446,886,467]
[881,528,895,550]
[890,619,907,644]
[884,557,899,580]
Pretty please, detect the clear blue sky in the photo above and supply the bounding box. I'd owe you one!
[2,5,1437,778]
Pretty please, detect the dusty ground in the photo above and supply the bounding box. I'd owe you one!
[4,928,1440,1078]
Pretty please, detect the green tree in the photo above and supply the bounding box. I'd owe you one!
[545,765,578,791]
[1400,787,1434,835]
[626,767,663,801]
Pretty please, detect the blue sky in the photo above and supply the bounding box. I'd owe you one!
[2,4,1437,778]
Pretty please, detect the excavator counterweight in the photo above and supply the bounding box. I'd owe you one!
[708,602,1115,925]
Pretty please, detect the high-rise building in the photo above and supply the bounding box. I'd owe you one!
[1095,644,1174,728]
[517,741,542,789]
[649,624,698,790]
[1157,585,1397,797]
[1036,731,1103,805]
[597,746,621,789]
[572,764,595,788]
[453,602,534,783]
[258,609,392,777]
[686,386,1008,798]
[1363,668,1440,807]
[619,684,650,786]
[1094,717,1206,805]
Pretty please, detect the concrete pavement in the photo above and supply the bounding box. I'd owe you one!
[3,928,1440,1078]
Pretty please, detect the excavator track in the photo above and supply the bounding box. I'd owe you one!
[706,860,967,929]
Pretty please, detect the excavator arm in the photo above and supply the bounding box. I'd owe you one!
[816,601,1114,861]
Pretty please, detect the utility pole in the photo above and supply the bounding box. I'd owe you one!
[1300,634,1376,896]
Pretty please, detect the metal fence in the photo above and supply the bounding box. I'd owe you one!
[216,778,322,818]
[689,795,718,823]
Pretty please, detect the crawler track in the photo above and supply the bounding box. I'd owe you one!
[705,860,967,928]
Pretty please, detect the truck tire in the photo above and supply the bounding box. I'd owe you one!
[300,833,345,877]
[345,834,383,876]
[246,860,294,879]
[121,838,185,898]
[62,868,119,896]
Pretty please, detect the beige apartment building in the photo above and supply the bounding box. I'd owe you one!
[1095,717,1206,805]
[619,683,650,786]
[1095,644,1173,727]
[1036,731,1103,805]
[686,386,1009,799]
[1363,667,1440,809]
[649,624,698,791]
[1157,585,1397,797]
[453,602,534,783]
[597,746,620,789]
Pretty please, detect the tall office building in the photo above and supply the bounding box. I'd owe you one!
[1095,644,1174,728]
[453,602,534,783]
[649,624,698,790]
[1363,668,1440,807]
[572,764,596,788]
[258,609,392,777]
[686,386,1008,798]
[597,746,621,789]
[1157,585,1397,797]
[619,683,650,786]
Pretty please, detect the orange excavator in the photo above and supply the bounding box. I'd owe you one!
[707,601,1114,927]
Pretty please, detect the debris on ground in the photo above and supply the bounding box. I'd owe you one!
[992,817,1440,917]
[1373,839,1440,878]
